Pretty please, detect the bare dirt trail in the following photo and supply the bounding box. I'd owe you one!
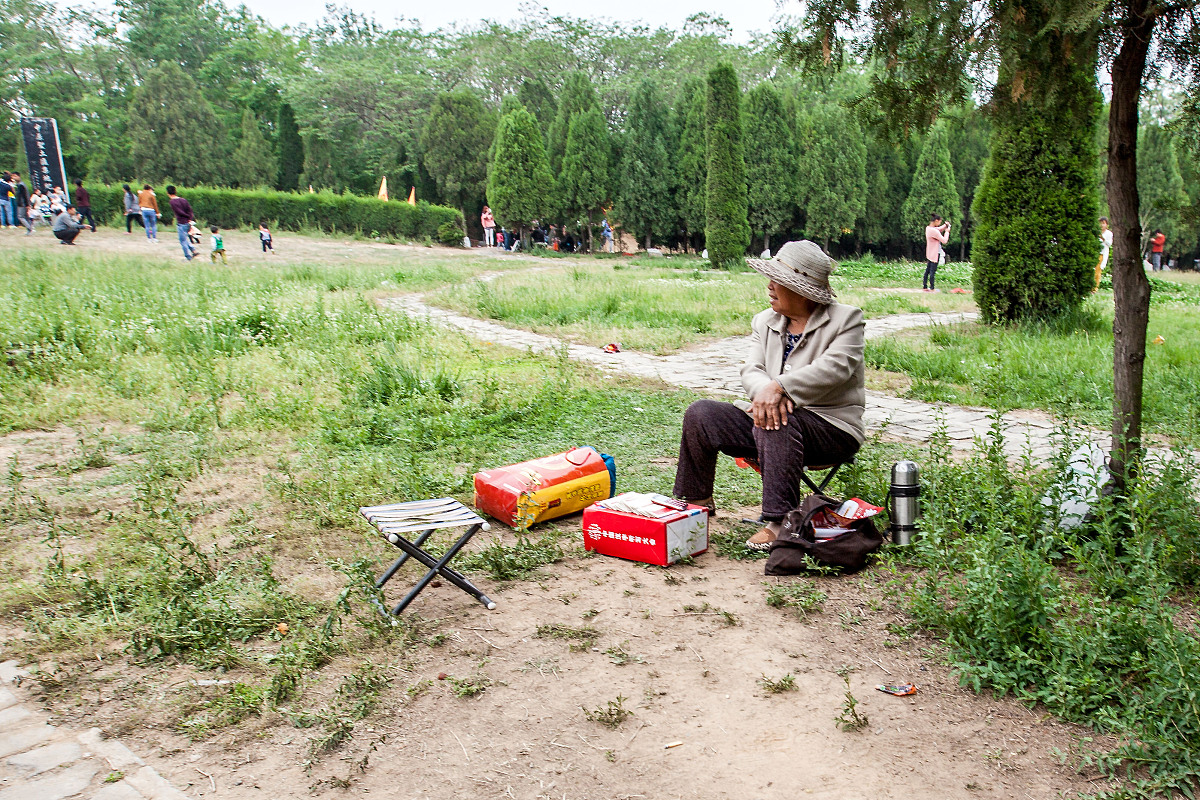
[0,231,1109,799]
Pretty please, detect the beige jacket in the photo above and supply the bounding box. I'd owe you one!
[736,303,866,443]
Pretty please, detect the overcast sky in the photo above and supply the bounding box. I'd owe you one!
[231,0,794,41]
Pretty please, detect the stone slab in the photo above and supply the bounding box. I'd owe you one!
[0,761,97,800]
[5,741,82,776]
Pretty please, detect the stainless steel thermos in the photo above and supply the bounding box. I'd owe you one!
[889,461,921,545]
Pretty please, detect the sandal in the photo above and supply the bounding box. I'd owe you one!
[745,527,777,552]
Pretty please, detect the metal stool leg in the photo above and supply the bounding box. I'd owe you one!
[389,524,496,614]
[375,527,436,589]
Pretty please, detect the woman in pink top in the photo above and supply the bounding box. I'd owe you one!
[481,206,496,247]
[923,213,950,292]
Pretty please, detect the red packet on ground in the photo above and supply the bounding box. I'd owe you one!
[876,683,918,696]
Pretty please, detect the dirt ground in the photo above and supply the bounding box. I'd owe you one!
[0,230,1111,799]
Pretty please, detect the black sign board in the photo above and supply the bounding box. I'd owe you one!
[20,117,69,204]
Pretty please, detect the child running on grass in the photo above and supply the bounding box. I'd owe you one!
[259,222,274,253]
[210,226,226,264]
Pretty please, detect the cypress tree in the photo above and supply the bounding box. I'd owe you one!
[518,79,558,134]
[704,63,750,269]
[546,72,598,178]
[487,106,553,248]
[231,110,276,188]
[742,83,795,254]
[559,107,611,251]
[798,104,866,252]
[674,79,707,253]
[128,61,225,185]
[421,89,498,222]
[1137,124,1189,255]
[901,123,960,253]
[275,103,303,191]
[616,79,673,250]
[972,35,1100,322]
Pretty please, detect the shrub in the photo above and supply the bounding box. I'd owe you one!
[82,185,462,239]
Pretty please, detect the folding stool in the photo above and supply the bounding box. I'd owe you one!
[360,497,496,615]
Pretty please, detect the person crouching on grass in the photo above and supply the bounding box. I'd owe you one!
[51,205,83,245]
[672,240,865,551]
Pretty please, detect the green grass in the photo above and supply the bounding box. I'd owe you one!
[424,257,977,354]
[865,292,1200,437]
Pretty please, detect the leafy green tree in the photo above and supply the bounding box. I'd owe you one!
[798,104,866,252]
[518,78,557,133]
[704,62,750,268]
[901,123,960,254]
[421,89,498,221]
[742,83,795,254]
[674,78,707,253]
[275,102,303,191]
[231,109,276,187]
[128,61,226,185]
[487,106,553,247]
[1137,123,1189,257]
[616,79,673,249]
[546,72,598,178]
[559,107,611,251]
[857,136,911,258]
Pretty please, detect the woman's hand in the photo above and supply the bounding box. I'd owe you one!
[750,380,794,430]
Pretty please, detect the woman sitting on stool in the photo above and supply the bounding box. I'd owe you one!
[673,240,865,551]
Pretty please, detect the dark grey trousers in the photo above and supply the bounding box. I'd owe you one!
[673,399,860,521]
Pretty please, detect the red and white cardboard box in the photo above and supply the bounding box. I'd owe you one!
[582,496,708,566]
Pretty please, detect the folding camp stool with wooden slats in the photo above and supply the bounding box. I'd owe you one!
[360,498,496,615]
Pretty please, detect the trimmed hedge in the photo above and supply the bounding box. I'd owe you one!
[83,185,462,239]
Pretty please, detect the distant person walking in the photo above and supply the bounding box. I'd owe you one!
[602,218,614,253]
[122,185,144,233]
[923,213,950,292]
[11,174,32,234]
[137,185,159,240]
[1149,229,1166,271]
[0,172,13,228]
[1094,217,1113,291]
[481,205,496,247]
[166,186,196,260]
[73,180,96,232]
[51,205,83,245]
[210,226,226,264]
[259,222,274,253]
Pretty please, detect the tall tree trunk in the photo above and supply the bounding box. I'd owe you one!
[764,232,771,255]
[587,215,594,252]
[1107,0,1155,492]
[644,232,651,250]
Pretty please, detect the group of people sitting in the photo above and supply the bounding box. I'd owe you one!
[1,173,98,239]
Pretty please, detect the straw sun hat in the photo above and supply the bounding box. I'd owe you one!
[745,240,836,305]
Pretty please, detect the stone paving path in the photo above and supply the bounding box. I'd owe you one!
[0,661,187,800]
[381,293,1106,461]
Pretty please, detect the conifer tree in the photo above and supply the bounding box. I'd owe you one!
[616,79,673,249]
[901,123,960,253]
[488,106,553,248]
[128,61,225,185]
[972,44,1100,323]
[1137,124,1189,254]
[742,83,795,254]
[546,72,599,178]
[704,63,750,268]
[275,103,303,191]
[559,107,611,251]
[674,79,707,253]
[798,104,865,252]
[421,89,498,222]
[519,79,557,134]
[231,110,276,188]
